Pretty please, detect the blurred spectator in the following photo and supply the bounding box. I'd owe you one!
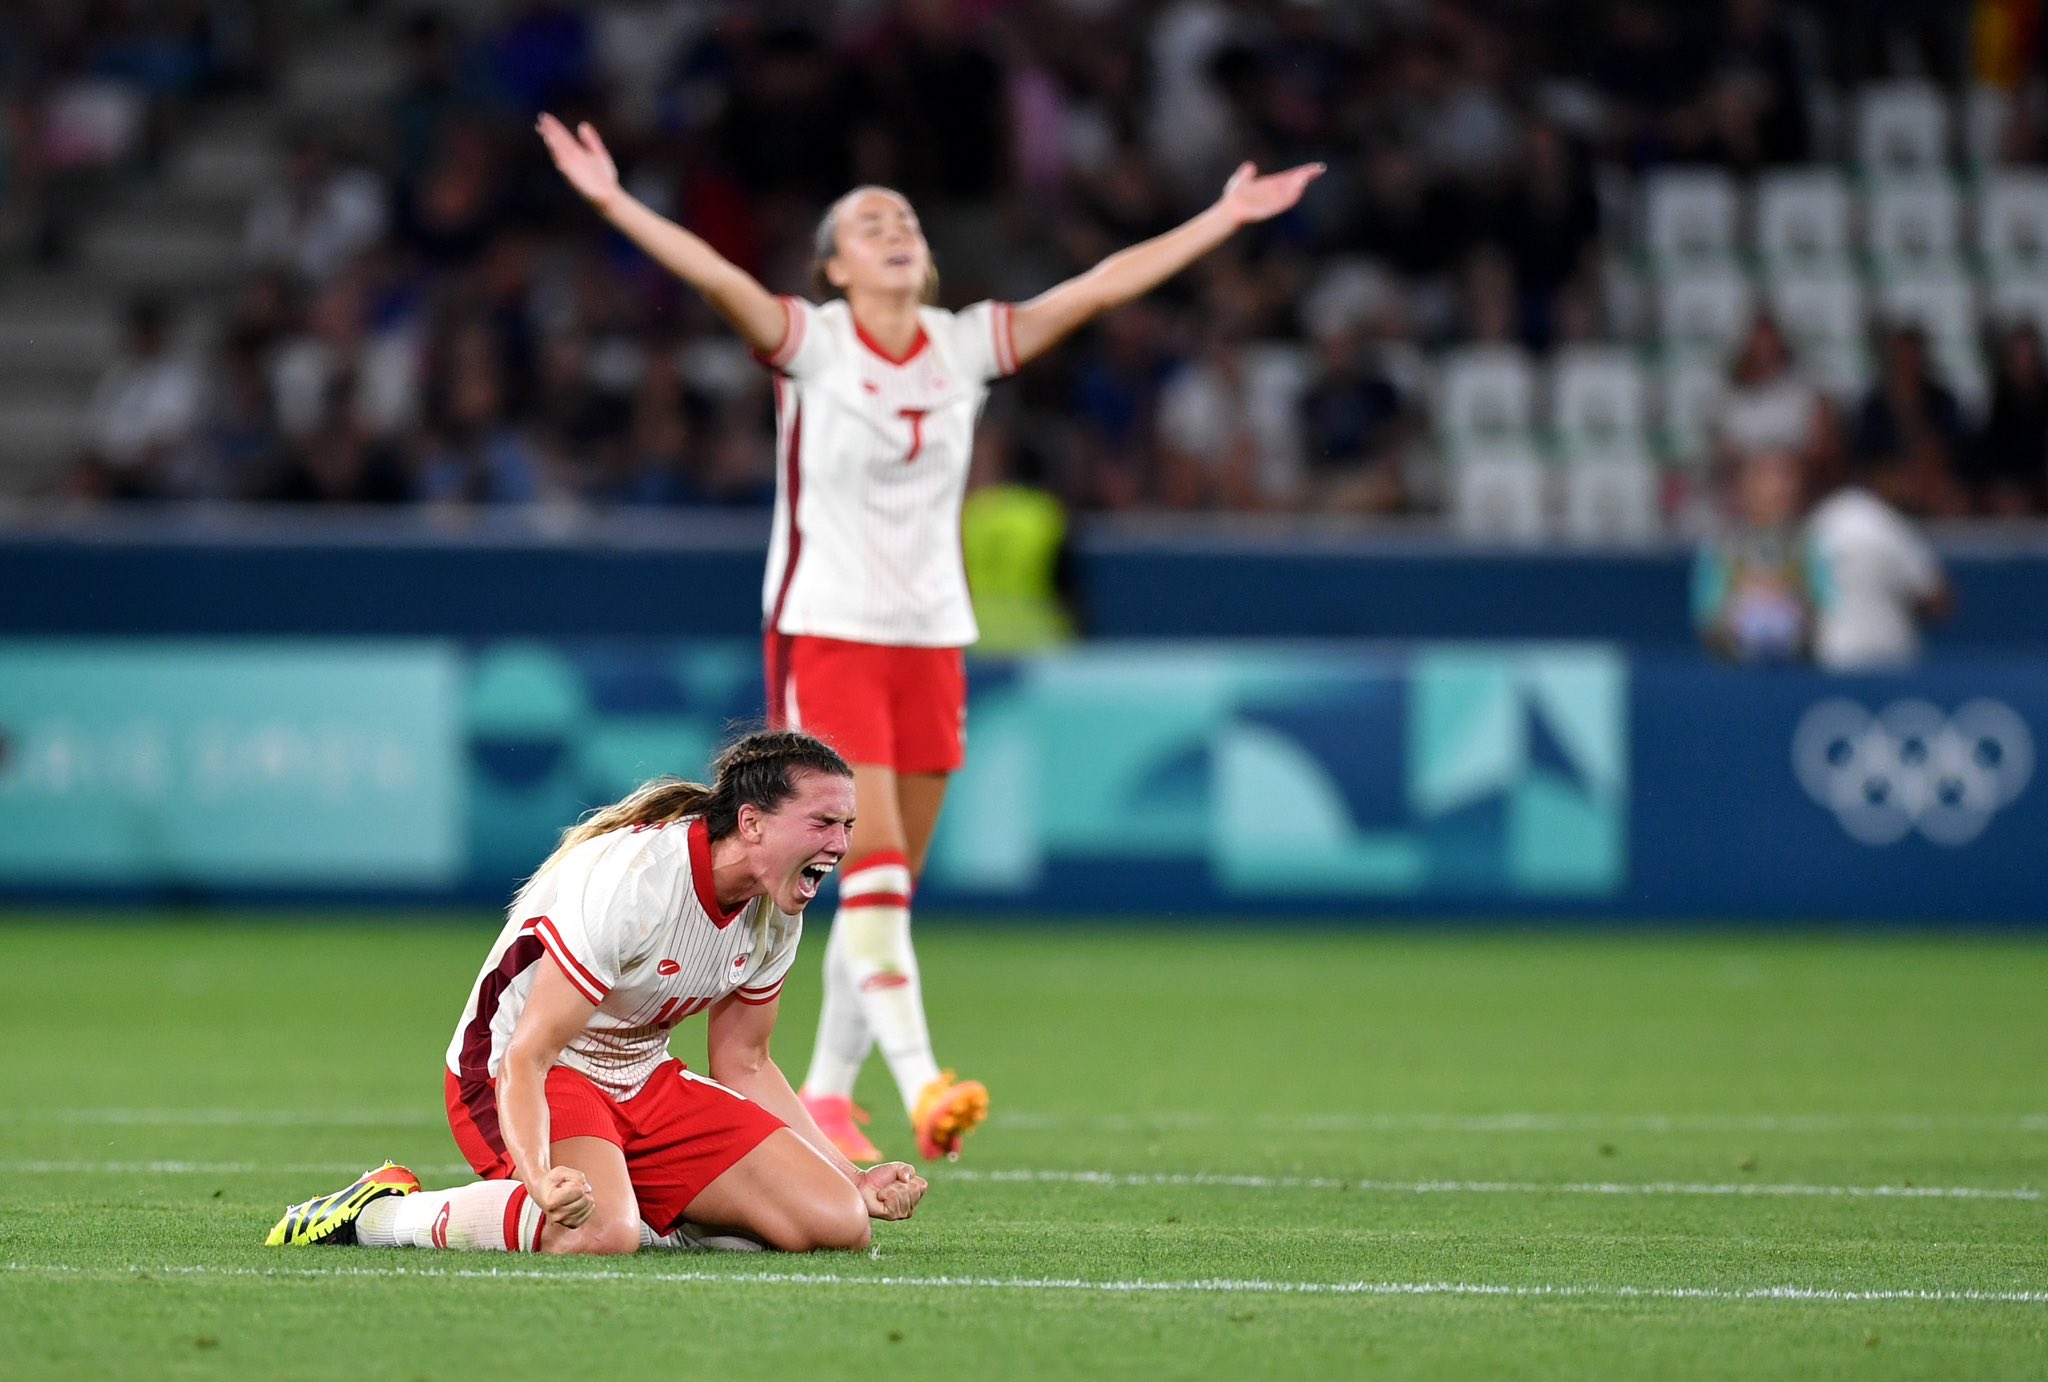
[1295,319,1413,515]
[196,328,285,500]
[1806,463,1951,670]
[1716,313,1841,480]
[1692,448,1820,663]
[1967,322,2048,515]
[244,131,387,286]
[1488,120,1602,348]
[960,424,1077,654]
[273,424,409,505]
[1155,326,1266,509]
[82,297,203,498]
[1693,0,1813,169]
[1853,325,1968,516]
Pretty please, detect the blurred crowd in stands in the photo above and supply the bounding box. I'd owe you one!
[9,0,2048,525]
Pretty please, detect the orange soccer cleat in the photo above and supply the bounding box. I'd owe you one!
[801,1090,882,1162]
[913,1070,989,1162]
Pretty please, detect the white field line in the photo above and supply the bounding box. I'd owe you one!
[996,1112,2048,1135]
[5,1108,2048,1134]
[4,1160,2040,1204]
[936,1169,2045,1202]
[3,1260,2044,1306]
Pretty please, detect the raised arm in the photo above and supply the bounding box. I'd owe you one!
[1008,160,1324,369]
[537,113,789,356]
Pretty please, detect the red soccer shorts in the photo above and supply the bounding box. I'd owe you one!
[445,1058,786,1235]
[764,632,967,774]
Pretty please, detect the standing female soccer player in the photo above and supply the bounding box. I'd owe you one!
[265,730,927,1254]
[538,111,1321,1162]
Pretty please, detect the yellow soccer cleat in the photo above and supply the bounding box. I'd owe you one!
[801,1091,883,1162]
[913,1070,989,1162]
[264,1161,420,1247]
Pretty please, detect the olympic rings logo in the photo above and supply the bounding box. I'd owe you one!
[1792,699,2035,847]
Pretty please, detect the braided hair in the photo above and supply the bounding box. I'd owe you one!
[524,729,851,887]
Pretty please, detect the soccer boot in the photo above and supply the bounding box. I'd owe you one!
[913,1070,989,1162]
[264,1161,420,1246]
[801,1091,882,1162]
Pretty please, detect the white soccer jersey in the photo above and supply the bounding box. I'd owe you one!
[757,295,1018,647]
[445,817,803,1101]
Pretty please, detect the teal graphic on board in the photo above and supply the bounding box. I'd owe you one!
[931,644,1628,899]
[0,643,463,884]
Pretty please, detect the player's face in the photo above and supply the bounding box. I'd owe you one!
[755,770,856,913]
[828,191,930,299]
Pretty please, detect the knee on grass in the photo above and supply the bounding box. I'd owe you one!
[761,1194,871,1253]
[542,1218,641,1257]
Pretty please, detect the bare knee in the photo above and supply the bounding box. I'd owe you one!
[762,1193,870,1253]
[542,1218,641,1256]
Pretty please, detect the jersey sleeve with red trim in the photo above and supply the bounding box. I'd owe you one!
[534,832,668,1007]
[752,296,837,381]
[945,300,1019,383]
[734,911,805,1006]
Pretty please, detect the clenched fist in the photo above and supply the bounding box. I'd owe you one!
[531,1165,596,1229]
[856,1162,928,1221]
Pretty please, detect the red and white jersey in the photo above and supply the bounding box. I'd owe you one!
[445,817,803,1101]
[757,295,1018,647]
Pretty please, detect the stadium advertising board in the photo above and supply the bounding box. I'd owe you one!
[3,638,2042,921]
[0,642,463,885]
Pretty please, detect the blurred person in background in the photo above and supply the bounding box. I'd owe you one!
[1692,447,1821,663]
[1967,321,2048,516]
[1296,310,1414,515]
[1807,460,1953,673]
[1716,313,1842,486]
[1854,324,1969,517]
[77,296,202,500]
[960,423,1078,655]
[538,108,1320,1164]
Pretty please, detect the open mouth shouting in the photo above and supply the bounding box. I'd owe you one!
[795,856,838,905]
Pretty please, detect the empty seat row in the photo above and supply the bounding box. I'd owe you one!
[1645,168,2048,276]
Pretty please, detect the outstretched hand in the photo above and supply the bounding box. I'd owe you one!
[1216,160,1325,227]
[537,112,620,209]
[857,1162,928,1221]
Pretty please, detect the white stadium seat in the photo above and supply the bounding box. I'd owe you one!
[1448,444,1548,543]
[1659,360,1724,469]
[1855,81,1951,173]
[1965,83,2013,172]
[1767,271,1870,401]
[1643,169,1740,269]
[1767,270,1866,358]
[1986,276,2048,341]
[1657,268,1755,362]
[1977,172,2048,274]
[1754,169,1853,270]
[1561,455,1660,543]
[1866,175,1963,276]
[1435,345,1538,454]
[1551,347,1651,462]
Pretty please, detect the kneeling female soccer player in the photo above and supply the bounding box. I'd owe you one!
[265,729,925,1254]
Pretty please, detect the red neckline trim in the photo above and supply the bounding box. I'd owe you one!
[688,817,746,929]
[853,316,929,366]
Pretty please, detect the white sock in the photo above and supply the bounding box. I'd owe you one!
[640,1220,767,1252]
[356,1180,542,1252]
[830,857,941,1116]
[802,914,874,1099]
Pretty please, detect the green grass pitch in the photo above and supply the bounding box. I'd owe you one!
[1,918,2044,1380]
